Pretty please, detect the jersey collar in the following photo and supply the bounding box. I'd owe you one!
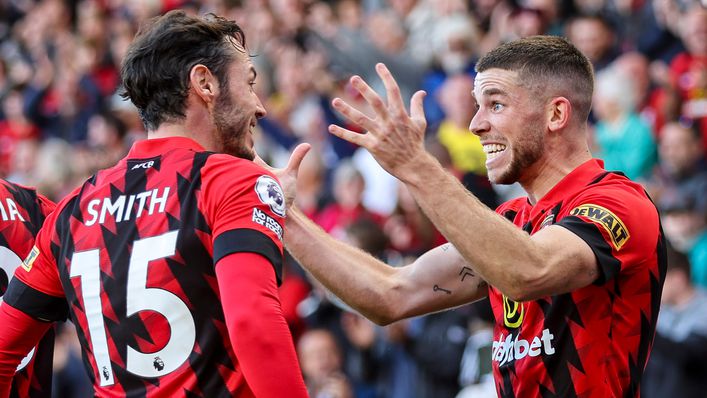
[127,137,206,158]
[534,158,607,210]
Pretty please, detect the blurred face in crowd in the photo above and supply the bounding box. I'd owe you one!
[566,17,613,63]
[470,69,545,185]
[297,330,343,381]
[682,6,707,56]
[211,46,266,160]
[438,74,476,126]
[659,122,702,176]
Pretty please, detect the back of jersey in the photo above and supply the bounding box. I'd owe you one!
[0,180,55,398]
[44,145,255,397]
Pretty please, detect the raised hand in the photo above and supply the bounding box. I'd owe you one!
[254,143,311,210]
[328,63,429,181]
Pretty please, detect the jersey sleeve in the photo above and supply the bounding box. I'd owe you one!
[555,184,660,285]
[6,209,68,322]
[200,155,287,284]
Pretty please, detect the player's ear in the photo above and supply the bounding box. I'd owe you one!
[547,96,571,133]
[190,64,218,104]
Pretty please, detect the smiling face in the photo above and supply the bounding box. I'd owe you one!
[212,49,266,160]
[469,68,546,185]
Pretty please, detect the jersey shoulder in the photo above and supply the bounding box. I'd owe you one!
[496,197,530,219]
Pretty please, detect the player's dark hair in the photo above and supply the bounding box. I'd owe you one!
[476,35,594,123]
[120,10,246,131]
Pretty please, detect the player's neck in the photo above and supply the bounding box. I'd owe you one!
[147,120,215,150]
[521,151,592,204]
[521,132,592,204]
[148,123,192,140]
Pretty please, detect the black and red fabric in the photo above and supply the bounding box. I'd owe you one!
[490,159,666,397]
[0,180,55,398]
[5,137,294,397]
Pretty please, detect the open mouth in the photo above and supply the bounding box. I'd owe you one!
[483,143,507,160]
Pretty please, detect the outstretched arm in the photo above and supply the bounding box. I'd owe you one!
[327,63,599,301]
[286,207,488,325]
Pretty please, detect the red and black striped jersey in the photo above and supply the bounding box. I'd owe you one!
[6,137,289,397]
[491,159,666,398]
[0,179,55,398]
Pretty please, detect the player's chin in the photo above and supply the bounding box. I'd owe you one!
[488,167,516,185]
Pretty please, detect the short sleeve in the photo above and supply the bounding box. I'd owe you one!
[200,155,286,284]
[6,209,68,321]
[556,184,660,285]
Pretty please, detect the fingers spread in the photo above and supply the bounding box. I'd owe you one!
[350,75,389,123]
[331,97,376,133]
[376,63,406,118]
[328,124,369,147]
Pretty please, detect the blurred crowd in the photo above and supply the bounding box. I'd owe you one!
[1,0,706,397]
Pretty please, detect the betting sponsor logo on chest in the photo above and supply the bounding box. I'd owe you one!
[492,329,556,367]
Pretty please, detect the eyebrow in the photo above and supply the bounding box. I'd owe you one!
[482,88,507,97]
[471,87,508,102]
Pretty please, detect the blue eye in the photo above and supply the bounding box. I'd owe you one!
[492,102,504,112]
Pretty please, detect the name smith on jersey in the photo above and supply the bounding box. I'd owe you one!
[84,187,170,226]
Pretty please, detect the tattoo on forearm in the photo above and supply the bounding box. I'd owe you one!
[459,266,475,281]
[441,244,451,252]
[477,280,488,289]
[433,285,452,294]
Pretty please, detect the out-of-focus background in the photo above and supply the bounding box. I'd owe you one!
[1,0,705,397]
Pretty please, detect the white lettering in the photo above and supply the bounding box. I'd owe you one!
[149,187,169,215]
[541,329,555,355]
[0,199,26,221]
[99,196,126,225]
[529,336,542,356]
[84,188,171,226]
[86,199,100,226]
[134,191,151,218]
[6,199,24,222]
[252,208,283,240]
[131,160,154,170]
[492,328,556,366]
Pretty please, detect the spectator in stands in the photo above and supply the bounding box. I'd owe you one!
[434,74,497,208]
[298,328,370,398]
[642,244,707,398]
[565,13,620,72]
[592,66,657,180]
[316,160,384,239]
[664,4,707,152]
[645,121,707,214]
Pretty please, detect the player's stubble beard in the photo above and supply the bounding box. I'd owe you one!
[492,115,545,185]
[213,84,255,160]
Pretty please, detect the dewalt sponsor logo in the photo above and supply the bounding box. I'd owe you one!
[570,204,630,250]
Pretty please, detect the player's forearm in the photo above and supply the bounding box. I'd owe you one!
[285,207,403,324]
[399,154,547,300]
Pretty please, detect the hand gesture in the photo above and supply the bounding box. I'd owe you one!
[254,144,311,210]
[328,63,428,181]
